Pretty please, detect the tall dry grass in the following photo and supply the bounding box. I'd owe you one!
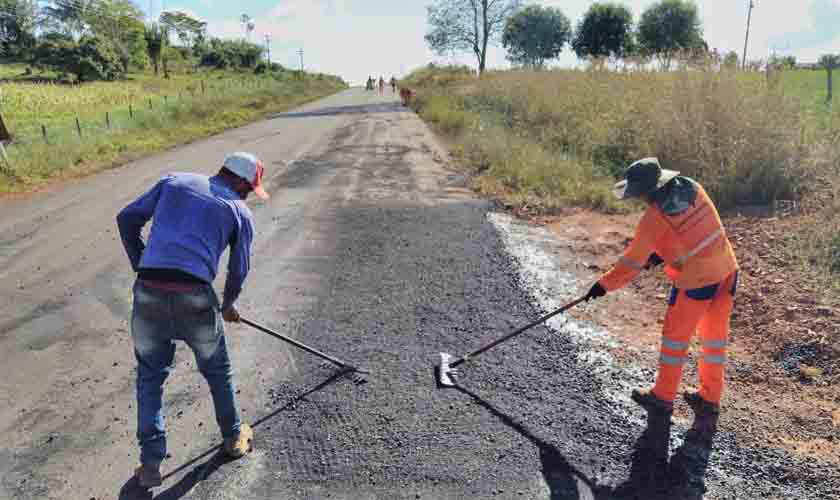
[405,66,839,212]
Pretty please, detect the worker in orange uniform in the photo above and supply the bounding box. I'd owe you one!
[583,158,738,431]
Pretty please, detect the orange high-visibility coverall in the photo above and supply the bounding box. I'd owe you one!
[599,180,738,405]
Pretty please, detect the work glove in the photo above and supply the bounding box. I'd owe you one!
[585,283,607,302]
[645,253,664,269]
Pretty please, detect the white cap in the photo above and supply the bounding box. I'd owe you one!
[223,152,269,199]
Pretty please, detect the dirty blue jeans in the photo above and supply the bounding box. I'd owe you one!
[131,280,241,467]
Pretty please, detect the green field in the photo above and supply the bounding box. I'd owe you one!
[0,66,347,191]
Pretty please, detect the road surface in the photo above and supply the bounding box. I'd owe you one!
[1,88,836,500]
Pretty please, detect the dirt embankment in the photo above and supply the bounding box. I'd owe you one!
[523,208,840,466]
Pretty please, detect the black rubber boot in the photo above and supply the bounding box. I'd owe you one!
[683,391,720,443]
[631,388,674,415]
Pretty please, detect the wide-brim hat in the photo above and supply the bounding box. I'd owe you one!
[612,157,679,200]
[223,152,269,200]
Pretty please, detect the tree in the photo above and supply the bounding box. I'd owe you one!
[159,9,207,49]
[43,0,97,39]
[502,5,570,69]
[723,50,739,69]
[637,0,703,70]
[571,3,634,62]
[84,0,147,73]
[33,34,121,81]
[425,0,521,74]
[144,23,165,76]
[199,38,264,69]
[0,0,40,57]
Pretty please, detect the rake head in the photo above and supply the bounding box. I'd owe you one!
[435,352,458,388]
[321,361,369,385]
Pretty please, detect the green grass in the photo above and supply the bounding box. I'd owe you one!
[403,65,840,213]
[0,68,347,191]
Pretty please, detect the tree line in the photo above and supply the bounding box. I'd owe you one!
[425,0,816,73]
[0,0,276,82]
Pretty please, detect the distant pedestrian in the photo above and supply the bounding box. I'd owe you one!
[378,76,385,95]
[390,76,397,93]
[117,152,269,489]
[583,158,738,440]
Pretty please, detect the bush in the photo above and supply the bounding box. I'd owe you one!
[33,35,122,82]
[254,62,267,74]
[199,38,264,70]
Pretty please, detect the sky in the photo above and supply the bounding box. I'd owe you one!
[148,0,840,85]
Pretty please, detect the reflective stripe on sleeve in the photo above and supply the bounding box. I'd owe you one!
[619,256,644,271]
[673,227,725,269]
[660,353,687,366]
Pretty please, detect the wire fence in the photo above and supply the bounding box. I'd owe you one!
[0,76,282,153]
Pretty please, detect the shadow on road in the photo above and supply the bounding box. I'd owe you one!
[453,384,600,499]
[270,102,405,119]
[454,384,716,500]
[602,412,716,500]
[116,371,348,500]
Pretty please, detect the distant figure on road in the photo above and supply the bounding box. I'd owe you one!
[378,76,385,95]
[390,76,397,93]
[366,75,374,91]
[117,152,269,490]
[583,158,738,440]
[400,87,415,107]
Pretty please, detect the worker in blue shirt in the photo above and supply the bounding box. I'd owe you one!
[117,152,269,489]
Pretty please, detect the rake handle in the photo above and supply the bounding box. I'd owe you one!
[450,296,588,368]
[240,317,351,369]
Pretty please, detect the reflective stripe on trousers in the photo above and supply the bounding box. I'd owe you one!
[652,271,738,405]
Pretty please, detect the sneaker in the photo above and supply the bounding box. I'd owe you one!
[223,423,253,459]
[631,388,674,415]
[134,464,162,489]
[683,391,720,417]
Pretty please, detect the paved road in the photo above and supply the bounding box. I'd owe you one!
[1,88,837,500]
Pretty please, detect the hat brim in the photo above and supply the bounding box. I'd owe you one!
[612,179,629,200]
[656,169,680,188]
[613,169,681,200]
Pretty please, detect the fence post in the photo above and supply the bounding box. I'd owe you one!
[75,117,82,138]
[105,111,111,130]
[148,98,153,109]
[164,95,168,106]
[41,124,48,144]
[129,103,134,119]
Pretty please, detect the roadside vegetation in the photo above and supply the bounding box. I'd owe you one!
[0,1,347,192]
[404,65,838,213]
[414,0,840,285]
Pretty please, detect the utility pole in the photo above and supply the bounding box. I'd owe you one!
[299,48,304,72]
[264,34,272,65]
[742,0,755,71]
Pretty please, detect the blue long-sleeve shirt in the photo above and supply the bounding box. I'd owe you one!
[117,173,254,310]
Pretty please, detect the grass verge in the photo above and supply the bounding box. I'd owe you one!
[0,70,346,193]
[403,65,839,214]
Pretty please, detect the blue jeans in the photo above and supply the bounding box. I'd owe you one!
[131,280,241,467]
